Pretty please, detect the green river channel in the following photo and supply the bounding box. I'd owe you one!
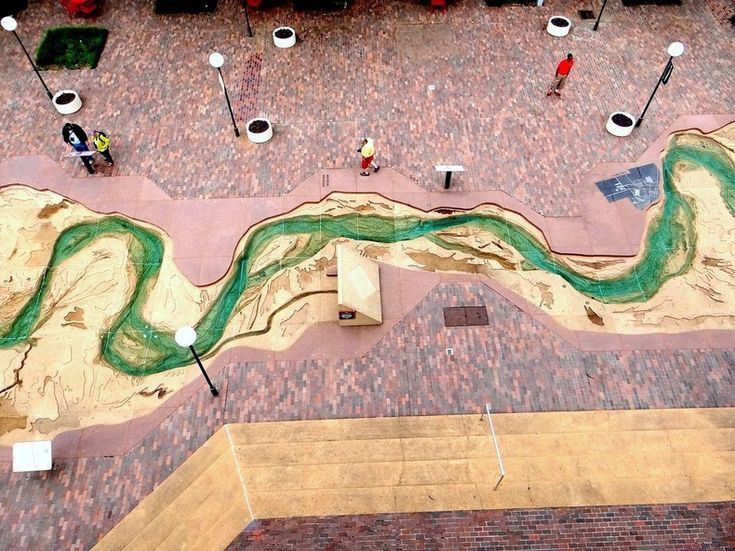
[1,137,734,376]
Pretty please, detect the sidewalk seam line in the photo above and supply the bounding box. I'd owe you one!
[226,424,256,521]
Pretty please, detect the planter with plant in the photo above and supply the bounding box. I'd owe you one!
[547,16,571,37]
[246,118,273,143]
[273,26,296,48]
[606,112,636,137]
[154,0,218,14]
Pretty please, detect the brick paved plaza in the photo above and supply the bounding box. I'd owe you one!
[1,0,735,549]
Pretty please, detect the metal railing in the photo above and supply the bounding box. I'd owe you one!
[483,403,505,490]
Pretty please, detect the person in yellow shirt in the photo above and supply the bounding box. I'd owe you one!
[92,130,114,167]
[357,137,380,176]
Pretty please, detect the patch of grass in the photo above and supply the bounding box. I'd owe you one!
[35,27,108,70]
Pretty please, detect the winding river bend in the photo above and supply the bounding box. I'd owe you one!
[1,136,734,376]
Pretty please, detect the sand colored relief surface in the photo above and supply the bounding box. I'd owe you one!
[1,125,735,443]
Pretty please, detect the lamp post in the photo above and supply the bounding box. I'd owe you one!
[175,326,219,397]
[243,1,253,38]
[592,0,609,31]
[635,41,685,129]
[1,16,53,100]
[208,52,240,137]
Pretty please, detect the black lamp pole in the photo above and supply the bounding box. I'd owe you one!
[217,66,240,137]
[3,18,53,100]
[189,345,219,397]
[635,55,676,129]
[593,0,609,32]
[244,3,253,38]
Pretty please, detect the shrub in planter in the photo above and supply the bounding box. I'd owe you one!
[622,0,681,4]
[485,0,535,4]
[1,0,28,17]
[154,0,218,14]
[293,0,350,11]
[246,118,273,143]
[606,111,636,137]
[35,27,108,70]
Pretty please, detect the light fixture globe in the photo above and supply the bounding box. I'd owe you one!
[1,16,18,32]
[175,326,197,347]
[667,41,685,58]
[208,52,224,68]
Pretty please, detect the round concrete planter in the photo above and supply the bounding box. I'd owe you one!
[246,118,273,143]
[547,16,571,37]
[606,112,636,137]
[52,90,82,115]
[273,27,296,48]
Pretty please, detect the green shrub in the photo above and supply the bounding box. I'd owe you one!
[154,0,218,14]
[35,27,108,70]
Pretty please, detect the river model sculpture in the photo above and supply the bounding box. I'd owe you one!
[1,125,734,443]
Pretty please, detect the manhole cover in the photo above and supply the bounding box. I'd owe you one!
[443,307,467,327]
[578,9,595,19]
[465,306,489,326]
[443,306,489,327]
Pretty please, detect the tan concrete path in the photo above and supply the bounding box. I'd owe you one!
[94,407,735,551]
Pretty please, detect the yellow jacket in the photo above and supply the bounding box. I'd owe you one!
[92,131,110,152]
[360,138,375,158]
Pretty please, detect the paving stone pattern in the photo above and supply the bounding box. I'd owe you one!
[0,1,733,213]
[227,503,735,550]
[236,53,264,122]
[1,282,734,549]
[1,0,734,548]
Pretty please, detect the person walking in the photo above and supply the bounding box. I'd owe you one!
[547,53,574,97]
[357,137,380,177]
[92,129,114,166]
[61,122,95,174]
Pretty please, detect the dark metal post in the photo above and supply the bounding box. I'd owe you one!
[444,171,452,190]
[592,0,609,32]
[189,345,219,396]
[635,57,673,128]
[244,3,253,38]
[217,67,240,137]
[12,30,53,99]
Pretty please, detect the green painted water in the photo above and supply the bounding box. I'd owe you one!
[1,136,734,376]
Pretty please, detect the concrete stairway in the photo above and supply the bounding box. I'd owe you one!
[94,408,735,550]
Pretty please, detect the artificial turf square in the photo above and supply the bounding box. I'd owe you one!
[35,26,108,70]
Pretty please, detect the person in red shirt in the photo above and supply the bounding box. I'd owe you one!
[547,53,574,97]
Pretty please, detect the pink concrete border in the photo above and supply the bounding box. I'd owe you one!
[0,115,733,456]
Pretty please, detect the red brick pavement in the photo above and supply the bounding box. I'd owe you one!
[0,1,733,212]
[2,282,734,549]
[227,504,735,550]
[1,0,734,548]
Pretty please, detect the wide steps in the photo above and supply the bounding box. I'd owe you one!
[95,408,735,550]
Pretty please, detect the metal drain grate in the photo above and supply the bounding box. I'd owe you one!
[578,9,595,19]
[443,306,489,327]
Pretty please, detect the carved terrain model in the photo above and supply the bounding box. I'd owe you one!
[1,125,734,443]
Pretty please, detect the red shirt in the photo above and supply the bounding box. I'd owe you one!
[556,59,574,76]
